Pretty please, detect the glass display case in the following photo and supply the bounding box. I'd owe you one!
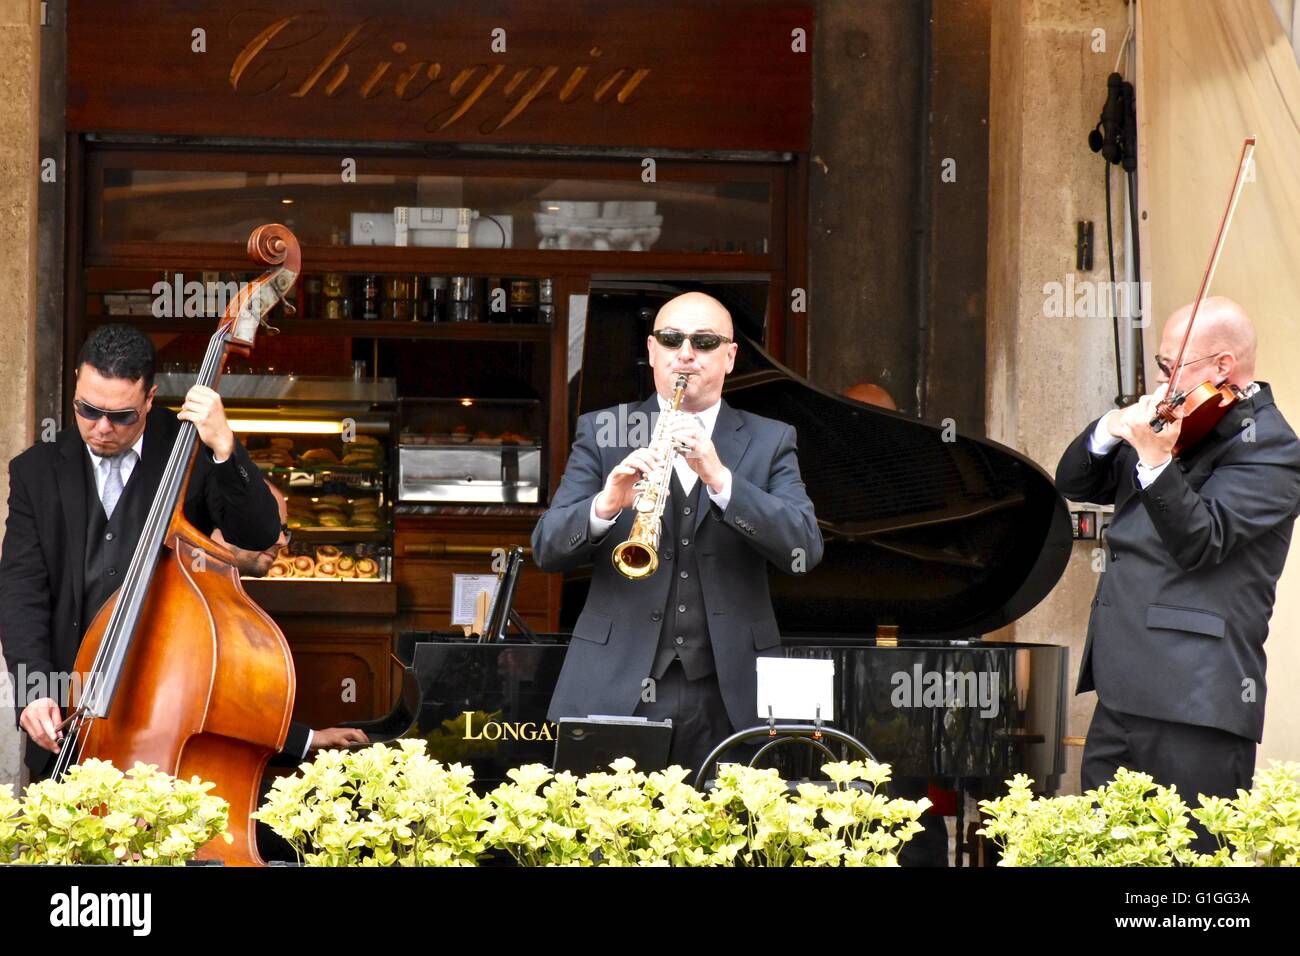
[155,373,397,582]
[397,397,543,505]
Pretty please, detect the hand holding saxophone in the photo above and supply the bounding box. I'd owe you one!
[595,446,666,519]
[663,413,729,492]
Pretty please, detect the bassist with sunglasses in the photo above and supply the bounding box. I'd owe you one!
[0,324,280,779]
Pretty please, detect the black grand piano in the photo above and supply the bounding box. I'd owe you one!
[349,282,1073,808]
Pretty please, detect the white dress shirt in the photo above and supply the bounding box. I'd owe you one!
[588,396,733,538]
[1088,383,1258,488]
[85,429,232,495]
[86,433,145,498]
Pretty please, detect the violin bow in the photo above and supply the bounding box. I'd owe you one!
[1151,135,1256,430]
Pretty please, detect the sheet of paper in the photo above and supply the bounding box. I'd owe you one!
[755,657,835,721]
[451,574,499,627]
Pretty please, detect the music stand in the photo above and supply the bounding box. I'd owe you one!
[553,717,673,775]
[480,545,538,643]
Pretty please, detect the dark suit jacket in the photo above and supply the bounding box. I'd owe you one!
[534,395,824,731]
[1055,384,1300,741]
[0,406,283,771]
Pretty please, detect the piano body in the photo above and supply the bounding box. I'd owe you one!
[349,283,1074,796]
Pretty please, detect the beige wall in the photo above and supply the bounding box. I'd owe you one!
[0,0,40,789]
[986,0,1133,793]
[989,0,1300,795]
[1136,0,1300,765]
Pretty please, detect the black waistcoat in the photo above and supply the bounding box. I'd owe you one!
[82,450,152,634]
[650,469,717,680]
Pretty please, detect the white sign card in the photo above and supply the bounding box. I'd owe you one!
[451,574,500,626]
[755,657,835,721]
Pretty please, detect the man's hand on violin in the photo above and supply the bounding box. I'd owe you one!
[1108,384,1182,467]
[177,385,235,461]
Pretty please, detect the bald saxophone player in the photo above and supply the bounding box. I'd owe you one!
[533,292,824,772]
[1055,296,1300,843]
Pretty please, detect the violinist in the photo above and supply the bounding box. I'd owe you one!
[1055,296,1300,848]
[0,324,281,778]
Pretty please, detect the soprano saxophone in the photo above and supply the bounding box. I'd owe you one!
[612,374,689,579]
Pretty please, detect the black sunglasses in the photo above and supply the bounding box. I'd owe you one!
[651,329,733,352]
[1154,352,1220,378]
[280,523,293,545]
[73,398,143,427]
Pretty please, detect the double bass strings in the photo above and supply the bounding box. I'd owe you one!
[57,324,231,775]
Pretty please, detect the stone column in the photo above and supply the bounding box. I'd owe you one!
[0,0,41,790]
[985,0,1131,793]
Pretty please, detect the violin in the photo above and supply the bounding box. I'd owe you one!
[1150,136,1255,456]
[54,225,301,865]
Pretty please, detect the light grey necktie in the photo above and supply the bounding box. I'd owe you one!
[100,454,126,520]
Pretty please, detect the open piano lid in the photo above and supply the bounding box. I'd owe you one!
[725,336,1072,639]
[574,282,1072,641]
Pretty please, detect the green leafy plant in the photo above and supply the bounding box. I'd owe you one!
[1192,761,1300,866]
[484,757,927,867]
[254,739,492,866]
[978,764,1300,867]
[710,760,929,866]
[258,747,930,867]
[0,785,24,861]
[5,760,230,865]
[482,764,592,866]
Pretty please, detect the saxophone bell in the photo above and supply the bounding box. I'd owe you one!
[611,374,689,580]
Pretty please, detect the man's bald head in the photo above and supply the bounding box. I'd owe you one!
[1157,296,1257,388]
[645,291,738,412]
[653,291,734,339]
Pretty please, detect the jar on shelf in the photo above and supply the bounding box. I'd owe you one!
[382,275,417,321]
[322,272,351,320]
[537,277,555,324]
[449,275,478,322]
[507,278,538,323]
[421,276,448,322]
[359,274,382,321]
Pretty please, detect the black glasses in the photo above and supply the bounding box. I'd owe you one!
[280,523,293,545]
[651,329,733,352]
[1154,352,1221,378]
[73,398,143,427]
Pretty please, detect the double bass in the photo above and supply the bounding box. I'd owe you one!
[54,224,301,866]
